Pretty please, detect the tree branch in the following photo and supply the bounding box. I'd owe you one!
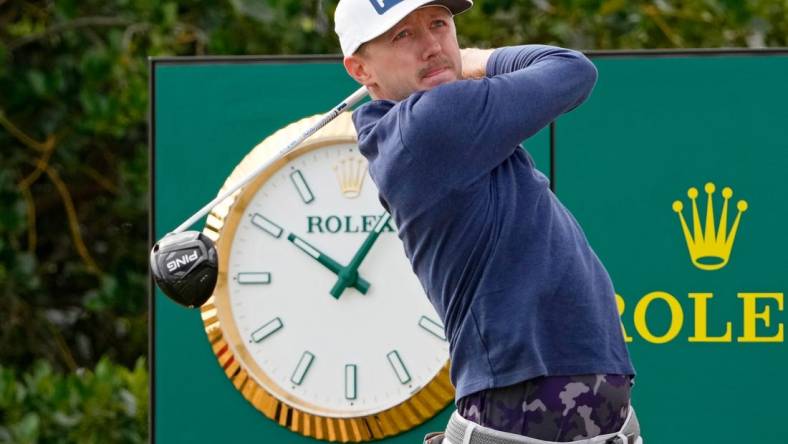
[9,16,132,51]
[18,135,57,189]
[642,4,683,47]
[121,22,152,52]
[0,109,53,152]
[44,165,102,275]
[20,185,37,252]
[79,164,119,194]
[43,316,79,372]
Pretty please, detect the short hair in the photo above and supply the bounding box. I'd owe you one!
[354,41,369,57]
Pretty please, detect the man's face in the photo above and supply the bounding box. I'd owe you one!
[344,6,461,101]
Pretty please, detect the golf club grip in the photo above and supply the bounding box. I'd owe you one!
[171,86,369,235]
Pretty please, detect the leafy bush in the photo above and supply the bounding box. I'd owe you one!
[0,357,148,444]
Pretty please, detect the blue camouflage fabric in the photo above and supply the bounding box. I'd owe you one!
[454,374,632,442]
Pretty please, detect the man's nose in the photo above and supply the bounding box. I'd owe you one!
[420,30,442,60]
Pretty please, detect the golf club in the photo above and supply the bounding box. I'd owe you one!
[150,86,369,308]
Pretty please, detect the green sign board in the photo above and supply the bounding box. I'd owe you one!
[151,50,787,443]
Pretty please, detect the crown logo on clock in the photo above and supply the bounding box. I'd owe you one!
[333,156,367,199]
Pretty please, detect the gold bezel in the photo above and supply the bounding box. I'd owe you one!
[199,112,454,442]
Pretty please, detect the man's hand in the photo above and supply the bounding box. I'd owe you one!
[460,48,495,80]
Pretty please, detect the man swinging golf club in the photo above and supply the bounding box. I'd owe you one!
[335,1,641,443]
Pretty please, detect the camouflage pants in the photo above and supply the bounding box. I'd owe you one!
[456,374,632,442]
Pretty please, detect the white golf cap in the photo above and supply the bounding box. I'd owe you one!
[335,0,473,57]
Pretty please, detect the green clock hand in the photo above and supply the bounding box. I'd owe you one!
[330,213,391,299]
[287,233,370,294]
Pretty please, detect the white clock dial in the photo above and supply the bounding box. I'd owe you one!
[224,142,449,417]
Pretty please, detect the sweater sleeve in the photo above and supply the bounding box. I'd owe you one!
[398,45,598,186]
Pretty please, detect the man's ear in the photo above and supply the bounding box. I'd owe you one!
[344,55,374,86]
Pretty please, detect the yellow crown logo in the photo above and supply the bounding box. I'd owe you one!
[672,182,748,271]
[333,156,367,199]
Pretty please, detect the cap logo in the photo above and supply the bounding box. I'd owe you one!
[368,0,405,14]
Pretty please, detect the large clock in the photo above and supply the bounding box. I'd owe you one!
[199,112,453,442]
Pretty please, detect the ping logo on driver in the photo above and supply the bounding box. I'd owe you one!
[166,250,200,272]
[368,0,404,14]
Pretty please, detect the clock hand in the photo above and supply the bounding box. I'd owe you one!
[287,233,370,295]
[330,213,391,299]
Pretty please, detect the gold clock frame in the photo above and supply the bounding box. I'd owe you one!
[198,112,454,442]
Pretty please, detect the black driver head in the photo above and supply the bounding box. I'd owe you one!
[150,231,218,308]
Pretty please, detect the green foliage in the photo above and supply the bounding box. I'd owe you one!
[454,0,787,50]
[0,357,148,444]
[0,0,349,375]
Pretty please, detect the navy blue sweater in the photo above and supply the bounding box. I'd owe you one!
[352,45,635,400]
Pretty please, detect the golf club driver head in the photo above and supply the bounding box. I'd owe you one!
[150,231,218,308]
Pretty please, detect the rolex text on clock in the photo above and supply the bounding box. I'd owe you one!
[199,112,453,442]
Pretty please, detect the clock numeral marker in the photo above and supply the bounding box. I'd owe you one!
[386,350,411,384]
[237,272,271,284]
[418,315,446,341]
[290,236,320,259]
[251,213,283,238]
[290,170,315,204]
[345,364,357,400]
[291,351,315,385]
[251,317,283,343]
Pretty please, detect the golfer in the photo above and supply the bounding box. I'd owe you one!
[335,1,639,442]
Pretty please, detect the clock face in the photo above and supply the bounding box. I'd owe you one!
[218,138,449,419]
